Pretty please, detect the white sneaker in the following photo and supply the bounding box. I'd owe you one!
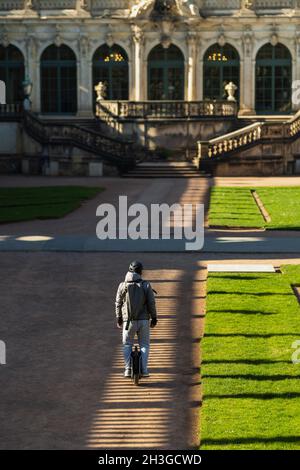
[124,369,131,378]
[142,372,150,378]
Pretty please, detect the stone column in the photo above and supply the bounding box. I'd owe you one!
[239,28,255,115]
[25,34,39,112]
[186,32,198,101]
[78,35,93,117]
[131,25,144,101]
[293,31,300,112]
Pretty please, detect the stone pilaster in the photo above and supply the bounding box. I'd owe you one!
[78,35,93,116]
[131,25,145,101]
[240,26,255,115]
[186,32,198,101]
[25,34,39,112]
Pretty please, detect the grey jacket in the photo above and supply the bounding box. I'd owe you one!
[115,272,157,321]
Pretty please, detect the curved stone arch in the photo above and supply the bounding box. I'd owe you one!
[40,43,78,114]
[253,40,294,62]
[147,42,185,100]
[0,43,25,104]
[202,41,241,62]
[1,41,27,61]
[39,42,79,63]
[203,42,241,102]
[90,41,131,65]
[145,40,186,63]
[92,43,130,101]
[254,41,293,114]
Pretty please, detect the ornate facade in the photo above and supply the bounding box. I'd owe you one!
[1,0,300,116]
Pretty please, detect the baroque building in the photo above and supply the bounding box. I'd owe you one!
[1,1,300,177]
[1,0,300,115]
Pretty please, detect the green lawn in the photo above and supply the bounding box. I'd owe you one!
[0,186,103,223]
[200,266,300,450]
[208,187,300,229]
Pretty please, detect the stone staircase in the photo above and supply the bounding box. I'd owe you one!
[123,162,206,178]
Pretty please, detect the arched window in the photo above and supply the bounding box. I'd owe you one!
[148,44,184,100]
[41,45,77,114]
[256,43,292,114]
[92,44,129,101]
[0,45,24,104]
[203,44,240,101]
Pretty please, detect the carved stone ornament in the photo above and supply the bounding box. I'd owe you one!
[54,34,62,47]
[26,34,37,57]
[0,33,10,48]
[94,82,107,102]
[105,31,115,47]
[130,0,199,19]
[218,33,226,48]
[270,33,279,47]
[243,26,253,57]
[131,24,144,45]
[160,20,175,48]
[225,82,238,102]
[80,35,90,57]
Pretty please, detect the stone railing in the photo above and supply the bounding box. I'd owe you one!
[252,0,296,9]
[0,0,25,10]
[197,0,299,14]
[23,111,135,169]
[197,122,263,163]
[1,0,299,13]
[288,109,300,137]
[96,100,238,120]
[38,0,77,9]
[90,0,132,12]
[197,109,300,166]
[0,0,132,11]
[201,0,241,13]
[0,103,22,115]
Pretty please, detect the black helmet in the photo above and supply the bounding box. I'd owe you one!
[129,261,143,274]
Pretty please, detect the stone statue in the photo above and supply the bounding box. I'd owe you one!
[130,0,199,18]
[176,0,199,16]
[130,0,156,18]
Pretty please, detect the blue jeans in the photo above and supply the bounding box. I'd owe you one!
[122,320,150,374]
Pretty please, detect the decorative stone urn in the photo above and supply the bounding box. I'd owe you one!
[94,81,107,102]
[225,82,238,102]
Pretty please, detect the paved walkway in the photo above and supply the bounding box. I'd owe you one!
[0,252,204,449]
[0,175,300,449]
[0,232,299,253]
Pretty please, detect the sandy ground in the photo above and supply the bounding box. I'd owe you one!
[0,174,299,449]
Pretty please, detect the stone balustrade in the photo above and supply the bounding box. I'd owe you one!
[252,0,296,9]
[198,108,300,165]
[1,0,299,14]
[23,111,134,165]
[96,100,237,119]
[0,103,22,115]
[197,122,263,162]
[200,0,298,13]
[288,109,300,137]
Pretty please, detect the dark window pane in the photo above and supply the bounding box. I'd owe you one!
[148,44,184,100]
[41,45,77,114]
[256,43,292,113]
[92,44,129,102]
[0,45,24,103]
[203,44,240,101]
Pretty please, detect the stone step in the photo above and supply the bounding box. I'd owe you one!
[123,164,205,178]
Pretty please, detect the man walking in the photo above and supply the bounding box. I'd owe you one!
[115,261,158,378]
